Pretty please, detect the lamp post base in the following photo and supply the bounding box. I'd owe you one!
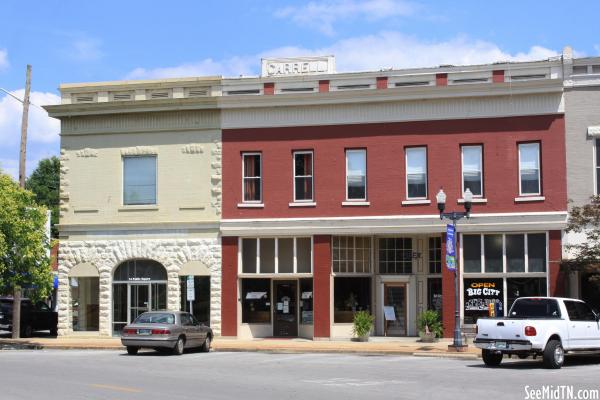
[447,344,469,352]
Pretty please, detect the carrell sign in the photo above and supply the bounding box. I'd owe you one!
[261,56,336,77]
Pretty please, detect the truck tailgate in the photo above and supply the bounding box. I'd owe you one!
[477,318,525,340]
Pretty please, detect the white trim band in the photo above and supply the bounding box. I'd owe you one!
[514,196,545,202]
[289,202,317,207]
[237,203,265,208]
[342,201,370,206]
[401,199,431,205]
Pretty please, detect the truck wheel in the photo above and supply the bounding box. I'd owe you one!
[543,340,564,369]
[482,350,503,367]
[21,324,33,338]
[126,346,139,355]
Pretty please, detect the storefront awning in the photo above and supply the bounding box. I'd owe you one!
[246,292,267,299]
[178,261,211,276]
[69,262,99,277]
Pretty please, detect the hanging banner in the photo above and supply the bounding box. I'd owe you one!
[446,224,456,271]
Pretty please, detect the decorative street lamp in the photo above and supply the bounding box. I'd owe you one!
[436,188,473,351]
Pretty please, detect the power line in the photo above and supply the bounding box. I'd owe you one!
[0,87,45,110]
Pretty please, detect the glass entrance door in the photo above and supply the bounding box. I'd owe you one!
[273,281,298,337]
[130,284,150,323]
[384,284,407,336]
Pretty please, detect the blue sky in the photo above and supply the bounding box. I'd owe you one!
[0,0,598,179]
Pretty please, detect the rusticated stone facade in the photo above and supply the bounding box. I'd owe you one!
[58,238,221,336]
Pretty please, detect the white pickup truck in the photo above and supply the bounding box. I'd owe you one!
[474,297,600,369]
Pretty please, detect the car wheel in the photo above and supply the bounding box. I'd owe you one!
[126,346,139,355]
[482,349,503,367]
[21,324,32,338]
[543,340,564,369]
[173,336,185,355]
[201,336,211,353]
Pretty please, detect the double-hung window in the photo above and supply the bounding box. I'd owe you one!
[518,143,541,195]
[405,147,427,199]
[123,156,157,205]
[346,149,366,201]
[242,153,262,202]
[461,145,483,196]
[293,151,313,202]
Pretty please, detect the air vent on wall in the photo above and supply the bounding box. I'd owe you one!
[150,91,170,99]
[336,84,371,90]
[395,81,430,87]
[74,94,95,103]
[226,89,261,95]
[187,88,208,97]
[113,93,132,101]
[510,74,546,81]
[452,78,488,84]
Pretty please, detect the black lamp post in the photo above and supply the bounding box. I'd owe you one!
[436,188,473,350]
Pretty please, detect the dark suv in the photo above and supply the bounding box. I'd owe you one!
[0,297,58,337]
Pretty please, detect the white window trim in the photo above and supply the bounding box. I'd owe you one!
[518,142,541,196]
[239,237,313,275]
[242,152,262,203]
[405,147,428,200]
[461,145,483,197]
[345,149,367,201]
[122,155,158,206]
[293,150,314,202]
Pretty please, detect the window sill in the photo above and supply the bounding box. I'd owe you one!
[342,201,370,206]
[458,198,488,204]
[237,203,264,208]
[401,199,431,205]
[289,202,316,207]
[118,205,159,211]
[514,196,545,202]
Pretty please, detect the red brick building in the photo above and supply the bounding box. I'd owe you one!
[219,56,567,339]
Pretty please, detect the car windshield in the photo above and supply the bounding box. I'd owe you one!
[509,298,561,318]
[134,313,175,324]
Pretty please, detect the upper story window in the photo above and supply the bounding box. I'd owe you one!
[242,153,262,203]
[518,143,541,196]
[123,156,157,205]
[293,151,313,202]
[461,145,483,196]
[405,147,427,199]
[346,149,366,201]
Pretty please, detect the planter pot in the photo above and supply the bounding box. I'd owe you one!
[419,331,437,343]
[351,335,370,342]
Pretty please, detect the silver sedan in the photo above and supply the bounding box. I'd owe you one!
[120,311,213,355]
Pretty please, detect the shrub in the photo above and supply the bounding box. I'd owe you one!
[352,310,374,338]
[417,310,443,338]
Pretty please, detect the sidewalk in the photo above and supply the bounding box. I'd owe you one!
[0,335,480,358]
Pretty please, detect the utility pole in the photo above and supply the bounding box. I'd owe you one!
[12,64,31,339]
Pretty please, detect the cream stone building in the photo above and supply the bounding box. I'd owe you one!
[45,78,224,336]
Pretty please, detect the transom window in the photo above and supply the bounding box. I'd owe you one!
[428,237,442,274]
[518,143,541,195]
[461,145,483,196]
[242,153,262,202]
[293,151,313,202]
[332,236,372,273]
[463,233,547,273]
[405,147,427,199]
[240,237,312,274]
[346,149,367,200]
[379,238,413,274]
[123,156,157,205]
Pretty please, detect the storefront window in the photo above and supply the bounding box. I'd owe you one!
[332,236,372,273]
[334,277,371,323]
[300,278,313,325]
[484,235,503,273]
[463,235,481,273]
[507,278,546,310]
[242,238,257,273]
[241,237,312,274]
[260,239,275,273]
[297,238,312,273]
[428,237,442,274]
[427,278,442,314]
[70,277,99,331]
[180,276,210,324]
[278,238,294,273]
[379,238,412,274]
[506,234,525,272]
[463,278,504,325]
[242,279,271,323]
[528,233,546,272]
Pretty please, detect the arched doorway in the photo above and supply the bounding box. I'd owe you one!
[112,259,167,334]
[178,261,211,325]
[69,262,100,332]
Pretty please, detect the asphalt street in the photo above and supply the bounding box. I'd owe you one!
[1,349,600,400]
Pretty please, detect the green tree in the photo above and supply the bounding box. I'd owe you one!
[0,172,52,299]
[26,156,59,238]
[564,196,600,289]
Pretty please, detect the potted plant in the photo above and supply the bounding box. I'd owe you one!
[417,310,443,342]
[352,310,374,342]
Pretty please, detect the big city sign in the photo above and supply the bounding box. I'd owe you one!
[261,56,336,77]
